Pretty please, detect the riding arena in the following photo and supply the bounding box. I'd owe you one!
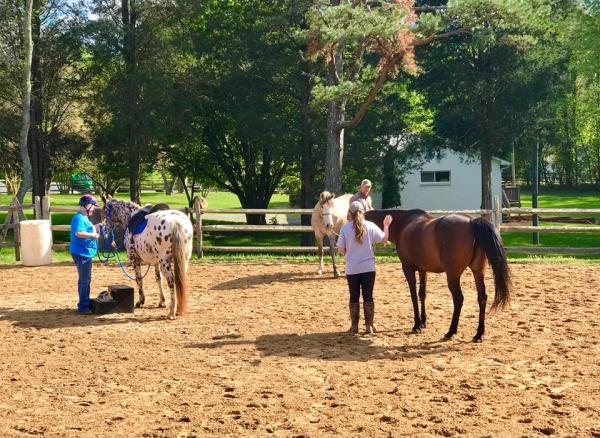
[0,258,598,437]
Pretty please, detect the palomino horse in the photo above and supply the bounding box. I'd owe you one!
[102,196,195,319]
[366,209,512,341]
[310,191,352,278]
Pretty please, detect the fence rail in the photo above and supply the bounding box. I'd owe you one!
[3,195,600,261]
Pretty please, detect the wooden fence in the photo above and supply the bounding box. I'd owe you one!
[2,196,600,260]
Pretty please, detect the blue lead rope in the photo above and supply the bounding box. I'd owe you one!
[97,223,150,281]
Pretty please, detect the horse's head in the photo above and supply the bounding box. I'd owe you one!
[101,195,138,227]
[318,191,336,231]
[193,196,208,210]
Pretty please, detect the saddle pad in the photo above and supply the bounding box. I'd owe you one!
[133,218,148,235]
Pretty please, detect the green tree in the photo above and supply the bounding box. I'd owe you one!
[417,0,571,209]
[305,0,459,193]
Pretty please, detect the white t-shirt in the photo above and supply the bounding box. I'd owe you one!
[337,220,385,275]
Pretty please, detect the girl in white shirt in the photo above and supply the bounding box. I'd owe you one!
[337,201,392,334]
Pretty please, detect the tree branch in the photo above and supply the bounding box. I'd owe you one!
[339,55,399,131]
[414,29,469,47]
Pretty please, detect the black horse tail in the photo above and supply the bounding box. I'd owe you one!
[471,217,512,311]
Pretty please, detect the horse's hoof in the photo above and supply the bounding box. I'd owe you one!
[167,314,176,320]
[333,271,340,279]
[135,302,144,308]
[411,327,422,334]
[420,322,427,329]
[443,333,455,340]
[158,302,166,308]
[316,269,323,275]
[472,335,483,343]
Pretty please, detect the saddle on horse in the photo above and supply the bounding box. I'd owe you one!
[127,203,170,238]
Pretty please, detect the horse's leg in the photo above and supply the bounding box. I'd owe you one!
[159,259,176,319]
[155,265,166,308]
[444,274,464,340]
[316,235,324,275]
[329,235,340,278]
[418,271,427,329]
[472,269,487,342]
[134,259,145,308]
[402,263,421,333]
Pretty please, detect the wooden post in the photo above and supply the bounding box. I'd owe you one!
[193,197,204,258]
[493,195,501,230]
[42,196,50,220]
[34,195,41,219]
[532,139,540,245]
[10,197,21,261]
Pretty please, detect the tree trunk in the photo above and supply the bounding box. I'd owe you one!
[122,0,141,204]
[324,102,344,194]
[299,67,315,246]
[16,0,34,203]
[324,40,344,194]
[29,0,46,201]
[481,147,493,218]
[381,147,401,208]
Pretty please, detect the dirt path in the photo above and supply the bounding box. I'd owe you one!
[0,262,598,437]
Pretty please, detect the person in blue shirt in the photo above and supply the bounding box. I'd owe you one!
[337,201,392,334]
[70,194,100,314]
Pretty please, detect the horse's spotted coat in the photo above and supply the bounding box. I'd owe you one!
[103,198,194,319]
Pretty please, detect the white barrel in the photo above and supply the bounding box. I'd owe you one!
[20,220,53,266]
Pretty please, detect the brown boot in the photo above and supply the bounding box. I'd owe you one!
[363,302,376,334]
[348,303,360,334]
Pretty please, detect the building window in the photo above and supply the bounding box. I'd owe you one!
[420,170,451,184]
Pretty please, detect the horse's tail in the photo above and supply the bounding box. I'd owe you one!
[471,217,512,311]
[171,218,189,316]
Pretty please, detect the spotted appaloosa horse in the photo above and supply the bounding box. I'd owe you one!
[102,196,195,319]
[310,191,352,278]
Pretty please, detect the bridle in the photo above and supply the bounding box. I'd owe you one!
[320,204,340,237]
[98,199,150,280]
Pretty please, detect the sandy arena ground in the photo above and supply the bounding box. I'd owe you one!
[0,261,598,437]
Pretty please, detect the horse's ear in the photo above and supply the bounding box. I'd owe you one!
[331,192,336,199]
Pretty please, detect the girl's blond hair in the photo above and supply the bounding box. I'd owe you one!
[351,210,365,244]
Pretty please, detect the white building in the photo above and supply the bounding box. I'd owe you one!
[372,149,509,214]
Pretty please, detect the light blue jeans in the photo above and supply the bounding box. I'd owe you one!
[72,254,92,312]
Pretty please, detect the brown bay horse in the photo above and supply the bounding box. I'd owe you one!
[365,209,512,342]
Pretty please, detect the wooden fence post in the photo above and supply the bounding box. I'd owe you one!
[10,197,21,261]
[193,197,204,258]
[493,195,501,230]
[34,196,41,219]
[42,196,50,220]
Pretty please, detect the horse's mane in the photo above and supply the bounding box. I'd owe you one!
[319,191,335,206]
[113,199,140,210]
[366,208,431,226]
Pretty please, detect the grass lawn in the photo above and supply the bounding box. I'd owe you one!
[502,187,600,250]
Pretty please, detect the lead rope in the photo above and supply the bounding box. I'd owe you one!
[97,222,150,281]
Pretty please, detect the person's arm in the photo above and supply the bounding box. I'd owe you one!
[336,228,346,255]
[381,215,392,244]
[73,216,99,239]
[371,215,393,244]
[75,230,99,239]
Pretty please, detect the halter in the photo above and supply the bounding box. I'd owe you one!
[98,200,150,281]
[320,208,340,237]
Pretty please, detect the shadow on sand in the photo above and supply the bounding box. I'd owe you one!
[210,270,340,291]
[186,330,460,362]
[0,307,165,329]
